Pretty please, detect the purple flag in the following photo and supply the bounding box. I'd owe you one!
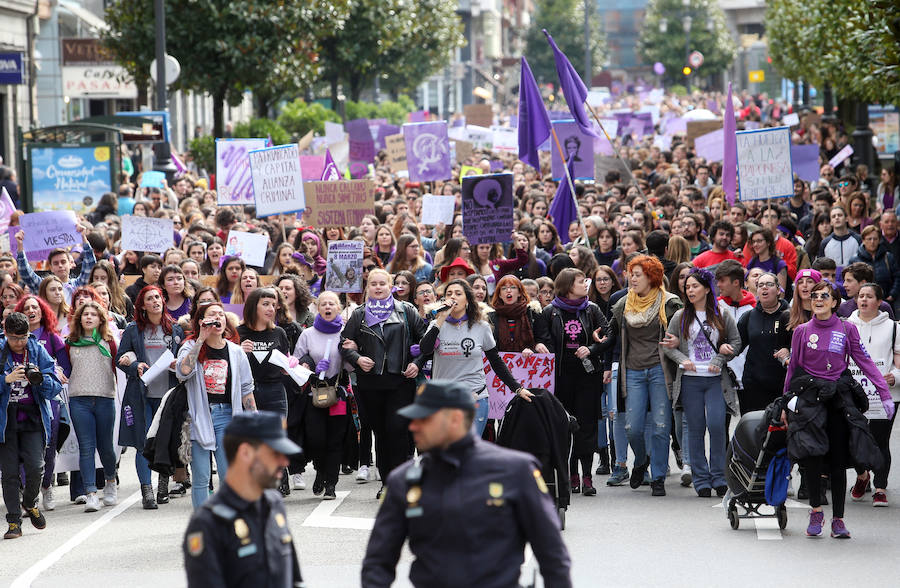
[347,118,375,164]
[170,149,186,173]
[723,82,737,205]
[375,124,400,152]
[543,30,597,138]
[517,57,552,171]
[321,149,341,181]
[403,121,452,182]
[549,159,578,242]
[791,144,821,183]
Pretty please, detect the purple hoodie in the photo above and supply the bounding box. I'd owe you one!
[784,313,890,405]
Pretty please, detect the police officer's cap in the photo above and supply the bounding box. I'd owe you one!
[225,411,302,455]
[397,380,474,419]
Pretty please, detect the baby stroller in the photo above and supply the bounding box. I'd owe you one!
[496,388,574,530]
[723,404,789,530]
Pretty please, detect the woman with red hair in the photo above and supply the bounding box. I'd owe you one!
[489,275,547,356]
[116,285,185,509]
[606,255,684,496]
[15,294,70,511]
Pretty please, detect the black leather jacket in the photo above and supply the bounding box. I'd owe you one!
[340,301,427,377]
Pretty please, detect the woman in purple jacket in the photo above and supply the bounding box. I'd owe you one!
[784,280,896,539]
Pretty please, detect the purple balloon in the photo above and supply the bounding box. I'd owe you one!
[653,62,666,75]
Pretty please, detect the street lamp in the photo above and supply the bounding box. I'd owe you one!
[683,14,692,93]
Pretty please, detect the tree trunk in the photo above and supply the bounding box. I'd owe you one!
[330,75,342,121]
[213,88,226,137]
[349,76,363,102]
[255,92,270,119]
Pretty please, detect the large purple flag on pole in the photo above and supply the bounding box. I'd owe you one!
[517,57,551,171]
[549,159,578,241]
[321,149,341,181]
[543,30,597,138]
[723,82,737,205]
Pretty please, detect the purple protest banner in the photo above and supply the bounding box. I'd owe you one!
[0,187,16,233]
[20,210,82,260]
[375,124,400,152]
[665,117,688,136]
[791,144,821,182]
[403,121,452,182]
[490,160,505,172]
[215,138,267,205]
[483,352,555,419]
[347,118,375,164]
[461,173,514,245]
[695,128,726,162]
[550,120,595,181]
[408,110,428,123]
[613,112,632,136]
[299,155,325,181]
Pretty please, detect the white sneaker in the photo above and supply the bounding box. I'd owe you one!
[356,465,369,483]
[84,493,101,512]
[41,486,55,511]
[102,480,118,506]
[74,494,87,505]
[291,474,306,491]
[680,465,692,487]
[370,467,381,482]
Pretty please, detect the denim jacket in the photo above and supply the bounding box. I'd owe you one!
[0,335,63,445]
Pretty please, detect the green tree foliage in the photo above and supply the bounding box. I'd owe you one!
[524,0,606,85]
[233,119,290,146]
[318,0,465,104]
[637,0,735,84]
[345,97,415,125]
[102,0,350,137]
[188,136,216,173]
[277,100,342,137]
[766,0,900,105]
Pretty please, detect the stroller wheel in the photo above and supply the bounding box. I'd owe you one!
[728,506,740,530]
[777,505,788,530]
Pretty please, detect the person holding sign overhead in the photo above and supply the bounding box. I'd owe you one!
[15,223,96,306]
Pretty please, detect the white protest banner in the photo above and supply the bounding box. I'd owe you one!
[325,240,364,293]
[224,230,268,267]
[421,194,456,226]
[694,128,725,162]
[248,144,306,217]
[829,144,854,168]
[448,126,468,142]
[216,138,267,206]
[20,210,81,260]
[735,126,794,201]
[483,352,556,419]
[491,126,518,152]
[466,125,493,150]
[324,121,345,145]
[121,215,174,253]
[782,112,800,127]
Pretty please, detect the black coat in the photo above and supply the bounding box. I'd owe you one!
[534,301,612,373]
[142,382,190,476]
[340,301,426,378]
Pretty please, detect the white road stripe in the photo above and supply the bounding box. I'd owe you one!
[301,491,374,530]
[754,518,783,540]
[11,490,142,587]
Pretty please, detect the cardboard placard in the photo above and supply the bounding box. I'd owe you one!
[120,215,174,253]
[736,126,794,201]
[224,230,268,268]
[20,210,82,260]
[484,352,556,419]
[686,119,723,148]
[421,194,456,226]
[452,140,473,164]
[303,180,375,227]
[403,122,452,182]
[464,103,493,128]
[385,134,408,171]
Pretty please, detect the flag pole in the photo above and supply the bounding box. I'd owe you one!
[584,102,647,199]
[550,127,589,241]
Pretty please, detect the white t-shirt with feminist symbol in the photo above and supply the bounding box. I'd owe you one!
[688,310,720,378]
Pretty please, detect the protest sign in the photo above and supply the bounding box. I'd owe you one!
[375,124,400,152]
[248,144,305,217]
[403,122,452,182]
[20,210,82,260]
[216,138,267,205]
[324,121,344,145]
[491,126,518,153]
[452,140,473,163]
[483,352,556,419]
[304,180,375,227]
[736,126,793,201]
[466,125,493,150]
[594,155,632,183]
[464,103,493,128]
[224,230,268,268]
[694,128,725,162]
[790,144,821,183]
[551,120,594,181]
[347,118,375,179]
[459,165,483,183]
[849,359,889,420]
[0,187,16,233]
[664,116,687,136]
[325,240,364,293]
[686,120,722,148]
[782,112,800,127]
[408,110,428,123]
[461,173,513,245]
[421,194,456,226]
[300,155,326,181]
[139,170,165,189]
[448,126,468,142]
[829,144,854,168]
[385,134,408,171]
[121,215,174,253]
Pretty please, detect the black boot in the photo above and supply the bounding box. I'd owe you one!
[141,484,158,510]
[278,468,291,496]
[157,476,170,505]
[595,448,611,476]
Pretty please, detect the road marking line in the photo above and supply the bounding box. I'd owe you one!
[301,491,374,530]
[11,490,142,587]
[754,518,783,540]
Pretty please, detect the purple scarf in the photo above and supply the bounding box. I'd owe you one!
[314,314,343,334]
[551,296,589,313]
[365,296,395,327]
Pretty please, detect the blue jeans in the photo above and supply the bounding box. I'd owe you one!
[191,403,232,509]
[624,365,671,481]
[680,375,727,490]
[135,397,162,485]
[598,370,613,450]
[69,396,118,493]
[473,397,489,437]
[674,410,690,466]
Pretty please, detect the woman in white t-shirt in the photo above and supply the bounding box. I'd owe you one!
[418,279,527,436]
[663,268,741,498]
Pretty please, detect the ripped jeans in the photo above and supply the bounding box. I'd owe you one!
[624,364,672,482]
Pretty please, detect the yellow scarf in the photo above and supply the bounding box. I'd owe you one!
[624,287,669,328]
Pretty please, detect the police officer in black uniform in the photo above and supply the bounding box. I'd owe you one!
[361,380,572,587]
[183,412,305,588]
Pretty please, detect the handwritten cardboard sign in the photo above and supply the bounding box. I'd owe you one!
[216,138,267,205]
[483,352,556,419]
[248,144,306,217]
[121,215,174,253]
[686,119,722,148]
[20,210,82,260]
[736,126,793,201]
[385,134,408,171]
[224,230,268,268]
[304,180,375,227]
[464,103,493,128]
[452,140,473,163]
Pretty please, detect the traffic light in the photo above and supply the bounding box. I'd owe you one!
[682,66,692,76]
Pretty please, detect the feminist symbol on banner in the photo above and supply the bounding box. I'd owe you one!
[472,178,504,208]
[411,132,447,176]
